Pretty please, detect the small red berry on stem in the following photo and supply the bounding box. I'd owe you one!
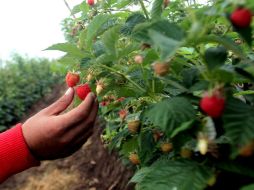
[87,0,96,6]
[230,8,252,28]
[163,0,170,8]
[100,101,110,107]
[119,109,128,120]
[200,89,225,118]
[65,72,80,87]
[76,84,92,100]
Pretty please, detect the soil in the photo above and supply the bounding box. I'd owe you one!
[0,84,134,190]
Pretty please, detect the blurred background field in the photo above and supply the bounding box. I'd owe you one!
[0,54,65,131]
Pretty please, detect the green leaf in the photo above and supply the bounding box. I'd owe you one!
[57,54,80,65]
[141,97,196,137]
[101,26,120,57]
[241,184,254,190]
[115,0,132,9]
[120,137,138,157]
[170,120,195,138]
[45,43,85,58]
[133,20,185,44]
[71,4,81,15]
[204,46,228,70]
[130,167,152,183]
[138,131,156,165]
[134,159,213,190]
[234,26,252,47]
[151,0,164,20]
[223,98,254,157]
[85,14,113,49]
[234,90,254,97]
[149,30,181,60]
[121,13,146,35]
[216,161,254,178]
[196,35,244,59]
[210,69,234,83]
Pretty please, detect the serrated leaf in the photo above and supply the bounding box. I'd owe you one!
[45,43,85,58]
[121,13,146,35]
[138,131,156,165]
[57,54,80,66]
[85,14,113,49]
[141,97,196,137]
[149,30,181,60]
[135,159,213,190]
[93,41,106,57]
[132,20,185,44]
[204,46,228,70]
[118,43,140,58]
[223,98,254,157]
[216,161,254,178]
[151,0,164,20]
[130,167,152,184]
[197,35,244,59]
[115,0,132,9]
[101,26,120,56]
[71,4,81,15]
[120,137,138,157]
[241,184,254,190]
[234,90,254,97]
[170,120,195,138]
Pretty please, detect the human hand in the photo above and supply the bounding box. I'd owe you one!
[22,88,98,160]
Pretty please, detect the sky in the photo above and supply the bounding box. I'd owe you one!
[0,0,82,61]
[0,0,208,61]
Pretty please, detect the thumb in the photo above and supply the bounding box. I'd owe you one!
[44,88,74,115]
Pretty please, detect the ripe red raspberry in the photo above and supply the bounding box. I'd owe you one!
[65,72,80,87]
[119,109,128,120]
[200,93,225,118]
[230,8,253,28]
[87,0,95,6]
[100,101,110,107]
[76,84,91,100]
[116,97,125,102]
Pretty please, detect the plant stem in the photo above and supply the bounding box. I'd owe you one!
[99,64,147,93]
[138,0,149,19]
[63,0,76,19]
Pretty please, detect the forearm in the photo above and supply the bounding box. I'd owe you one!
[0,124,40,183]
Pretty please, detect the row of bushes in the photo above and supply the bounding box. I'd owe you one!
[0,55,63,131]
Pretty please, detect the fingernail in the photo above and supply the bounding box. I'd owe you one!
[90,92,96,98]
[65,88,73,96]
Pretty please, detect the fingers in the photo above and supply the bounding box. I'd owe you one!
[56,98,98,146]
[65,99,98,138]
[43,88,74,115]
[62,92,96,125]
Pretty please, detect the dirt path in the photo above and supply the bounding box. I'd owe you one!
[0,85,134,190]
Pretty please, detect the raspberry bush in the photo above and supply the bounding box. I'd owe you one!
[49,0,254,189]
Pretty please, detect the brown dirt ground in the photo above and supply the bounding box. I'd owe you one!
[0,84,134,190]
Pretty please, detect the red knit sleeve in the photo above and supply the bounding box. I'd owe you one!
[0,123,40,183]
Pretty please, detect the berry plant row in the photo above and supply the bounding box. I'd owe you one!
[50,0,254,189]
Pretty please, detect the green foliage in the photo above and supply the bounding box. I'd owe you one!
[141,97,196,137]
[241,184,254,190]
[131,159,213,190]
[223,98,254,157]
[54,0,254,189]
[0,55,62,131]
